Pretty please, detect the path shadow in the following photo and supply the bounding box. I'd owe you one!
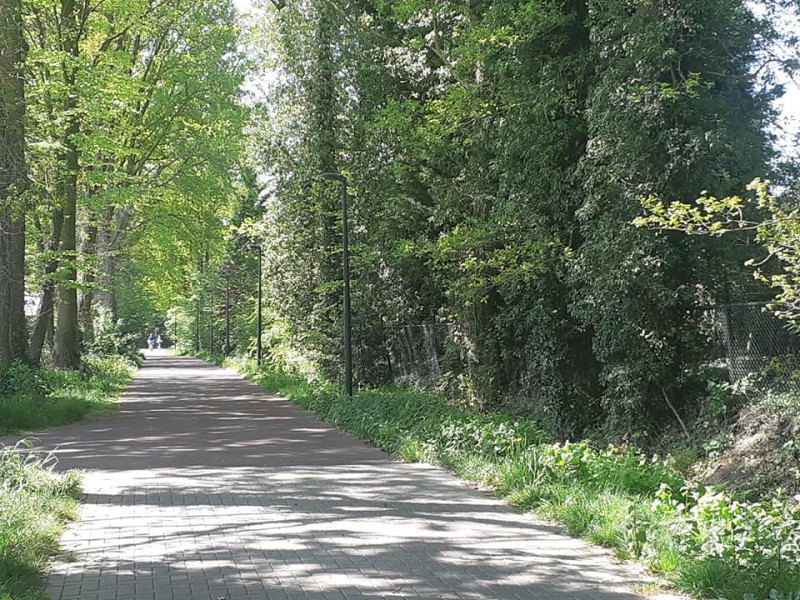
[1,355,652,600]
[50,463,645,600]
[3,355,390,471]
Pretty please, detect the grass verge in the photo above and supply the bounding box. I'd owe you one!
[0,355,133,435]
[0,444,81,600]
[227,356,800,600]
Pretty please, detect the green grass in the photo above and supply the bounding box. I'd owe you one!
[0,444,81,600]
[227,356,800,600]
[0,355,131,599]
[0,355,133,435]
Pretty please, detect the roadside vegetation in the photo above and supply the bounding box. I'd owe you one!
[2,0,800,598]
[223,356,800,600]
[0,355,134,436]
[0,342,135,599]
[0,445,81,600]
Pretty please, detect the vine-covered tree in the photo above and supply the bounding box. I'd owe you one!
[245,0,780,437]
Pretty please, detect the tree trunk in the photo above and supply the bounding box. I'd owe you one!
[96,205,121,316]
[310,1,342,376]
[54,124,81,369]
[53,0,81,369]
[78,220,98,341]
[0,0,29,367]
[29,210,64,365]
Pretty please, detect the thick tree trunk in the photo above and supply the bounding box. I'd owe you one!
[96,205,123,317]
[0,0,29,367]
[54,127,81,368]
[53,0,81,369]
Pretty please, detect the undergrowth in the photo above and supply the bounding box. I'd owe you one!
[0,443,81,600]
[227,356,800,600]
[0,355,133,435]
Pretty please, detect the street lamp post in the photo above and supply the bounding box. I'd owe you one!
[196,252,208,353]
[248,243,263,365]
[225,276,231,356]
[221,264,232,356]
[321,172,353,397]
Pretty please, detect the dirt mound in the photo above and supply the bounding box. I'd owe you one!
[705,396,800,498]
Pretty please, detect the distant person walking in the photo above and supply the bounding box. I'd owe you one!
[147,328,162,351]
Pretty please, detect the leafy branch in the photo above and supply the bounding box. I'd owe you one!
[636,179,800,320]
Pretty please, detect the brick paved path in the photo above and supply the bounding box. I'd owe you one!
[16,355,660,600]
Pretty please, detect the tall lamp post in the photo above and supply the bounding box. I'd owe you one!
[321,172,353,397]
[208,310,214,353]
[195,294,200,353]
[248,243,263,365]
[225,274,231,356]
[196,251,208,353]
[222,264,232,356]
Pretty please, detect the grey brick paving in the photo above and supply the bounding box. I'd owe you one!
[8,354,677,600]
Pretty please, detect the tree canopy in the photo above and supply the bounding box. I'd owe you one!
[1,0,798,439]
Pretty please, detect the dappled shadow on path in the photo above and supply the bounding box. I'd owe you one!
[6,355,386,471]
[49,463,645,600]
[2,355,650,600]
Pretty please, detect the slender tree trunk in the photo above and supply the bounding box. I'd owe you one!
[96,241,117,315]
[78,220,98,341]
[29,210,64,365]
[30,283,56,366]
[53,0,81,369]
[315,6,337,268]
[310,1,342,375]
[45,306,54,355]
[0,0,29,367]
[96,205,123,317]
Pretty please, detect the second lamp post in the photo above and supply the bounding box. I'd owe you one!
[247,243,263,365]
[321,172,353,397]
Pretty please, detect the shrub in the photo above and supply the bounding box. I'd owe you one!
[656,485,800,585]
[0,363,51,400]
[0,356,132,435]
[0,443,80,600]
[83,308,144,367]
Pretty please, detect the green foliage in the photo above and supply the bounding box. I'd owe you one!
[235,357,800,599]
[19,0,247,368]
[637,179,800,321]
[0,363,50,401]
[656,485,800,578]
[0,356,132,435]
[0,444,80,600]
[240,0,779,439]
[83,308,144,366]
[539,440,685,495]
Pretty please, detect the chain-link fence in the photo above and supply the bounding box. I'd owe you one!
[379,306,800,394]
[702,302,800,393]
[384,323,452,386]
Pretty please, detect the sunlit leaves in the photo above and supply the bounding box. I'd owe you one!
[20,0,247,354]
[638,179,800,320]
